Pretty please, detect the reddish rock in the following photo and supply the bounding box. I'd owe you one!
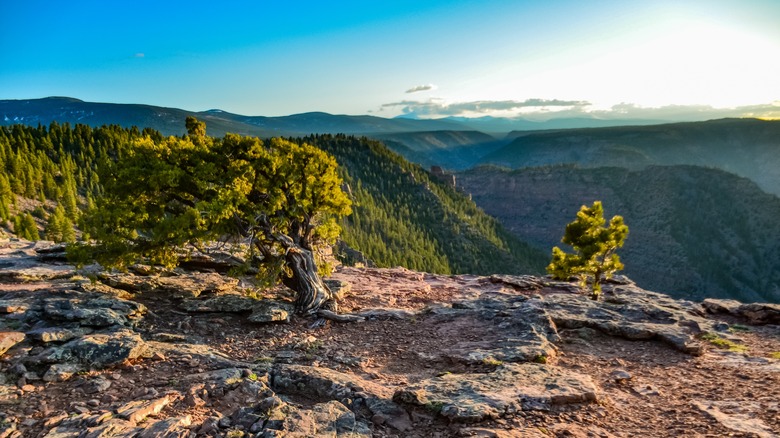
[0,331,24,356]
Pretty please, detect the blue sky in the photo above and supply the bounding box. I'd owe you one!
[1,0,779,120]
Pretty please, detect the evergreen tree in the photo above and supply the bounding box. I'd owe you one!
[0,174,11,221]
[13,212,40,241]
[75,120,351,314]
[45,205,75,243]
[547,201,628,299]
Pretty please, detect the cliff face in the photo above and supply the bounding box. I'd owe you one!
[457,165,780,303]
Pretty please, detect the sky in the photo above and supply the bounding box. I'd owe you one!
[1,0,779,120]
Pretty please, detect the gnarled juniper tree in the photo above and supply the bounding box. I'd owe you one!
[547,201,628,300]
[75,118,351,314]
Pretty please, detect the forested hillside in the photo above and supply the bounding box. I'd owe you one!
[0,123,545,276]
[457,165,780,303]
[304,135,545,274]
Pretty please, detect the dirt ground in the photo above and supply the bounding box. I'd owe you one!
[3,265,780,437]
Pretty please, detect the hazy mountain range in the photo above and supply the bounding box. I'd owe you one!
[0,97,670,137]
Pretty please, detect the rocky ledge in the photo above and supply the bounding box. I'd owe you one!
[0,238,778,437]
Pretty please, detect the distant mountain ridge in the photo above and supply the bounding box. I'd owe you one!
[0,97,675,138]
[481,118,780,196]
[0,97,465,137]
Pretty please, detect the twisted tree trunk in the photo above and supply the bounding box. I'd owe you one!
[282,245,335,314]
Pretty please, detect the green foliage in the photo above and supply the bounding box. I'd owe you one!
[0,122,145,236]
[481,357,503,366]
[700,333,748,353]
[75,120,351,284]
[45,205,76,243]
[13,212,39,240]
[547,201,628,299]
[0,173,12,221]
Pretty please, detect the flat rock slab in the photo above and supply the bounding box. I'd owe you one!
[33,328,150,370]
[180,295,293,323]
[27,326,92,343]
[394,363,599,423]
[460,426,547,437]
[0,331,25,356]
[272,364,411,431]
[43,294,146,327]
[272,364,394,401]
[116,395,173,424]
[0,258,75,282]
[543,285,710,354]
[180,294,258,312]
[98,272,238,298]
[136,415,192,438]
[436,301,559,365]
[181,368,245,388]
[274,400,372,437]
[146,341,245,370]
[0,288,146,330]
[704,299,780,325]
[693,400,778,438]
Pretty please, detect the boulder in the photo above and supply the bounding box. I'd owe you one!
[324,278,352,300]
[43,363,82,382]
[701,299,780,325]
[736,303,780,325]
[248,300,294,323]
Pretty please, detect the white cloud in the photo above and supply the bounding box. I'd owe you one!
[380,98,780,121]
[382,98,590,117]
[405,84,437,94]
[134,53,145,58]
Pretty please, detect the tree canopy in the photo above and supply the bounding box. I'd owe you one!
[547,201,628,299]
[75,119,351,313]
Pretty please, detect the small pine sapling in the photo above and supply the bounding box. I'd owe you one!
[547,201,628,299]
